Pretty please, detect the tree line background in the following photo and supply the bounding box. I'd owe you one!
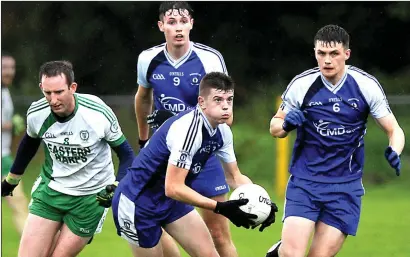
[2,1,410,102]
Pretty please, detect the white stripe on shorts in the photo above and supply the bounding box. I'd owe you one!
[118,193,140,246]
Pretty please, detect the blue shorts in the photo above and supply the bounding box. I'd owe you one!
[283,175,365,236]
[188,154,229,198]
[112,188,194,248]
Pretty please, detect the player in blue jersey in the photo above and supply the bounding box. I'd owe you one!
[134,2,236,257]
[115,72,278,257]
[266,24,405,257]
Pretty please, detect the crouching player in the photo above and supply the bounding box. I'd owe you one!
[112,72,278,257]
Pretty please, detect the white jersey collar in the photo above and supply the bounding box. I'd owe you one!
[164,41,193,69]
[197,105,218,137]
[320,66,348,94]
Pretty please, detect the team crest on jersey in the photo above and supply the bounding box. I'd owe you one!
[348,98,360,109]
[189,73,201,86]
[110,120,119,133]
[79,130,89,141]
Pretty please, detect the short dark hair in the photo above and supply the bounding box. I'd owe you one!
[314,24,350,49]
[39,60,75,86]
[199,72,235,96]
[159,1,194,21]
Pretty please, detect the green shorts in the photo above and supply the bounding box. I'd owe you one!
[29,175,108,238]
[1,155,13,177]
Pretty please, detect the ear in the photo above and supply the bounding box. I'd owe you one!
[190,18,194,29]
[198,96,205,109]
[158,21,164,32]
[39,82,42,89]
[345,49,351,61]
[70,83,78,93]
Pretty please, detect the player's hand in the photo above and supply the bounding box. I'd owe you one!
[96,181,118,208]
[214,199,257,229]
[282,109,306,132]
[138,139,148,150]
[146,110,174,129]
[384,146,401,176]
[252,202,279,232]
[1,175,20,197]
[12,114,25,136]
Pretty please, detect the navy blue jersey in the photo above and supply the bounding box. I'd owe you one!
[281,66,391,183]
[137,42,228,114]
[119,106,235,209]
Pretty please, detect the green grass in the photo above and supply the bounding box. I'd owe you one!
[3,175,410,256]
[2,103,410,256]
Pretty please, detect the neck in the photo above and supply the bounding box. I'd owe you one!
[325,66,346,86]
[166,42,190,60]
[203,112,218,129]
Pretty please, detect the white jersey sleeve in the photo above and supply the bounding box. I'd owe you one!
[26,98,50,138]
[347,67,392,119]
[1,88,13,124]
[166,111,202,170]
[137,44,165,88]
[215,124,236,163]
[83,94,125,147]
[280,68,321,114]
[193,43,228,75]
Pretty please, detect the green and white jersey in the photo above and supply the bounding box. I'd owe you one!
[1,87,13,157]
[26,93,125,196]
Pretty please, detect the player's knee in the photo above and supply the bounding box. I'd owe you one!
[279,243,305,257]
[207,223,231,248]
[308,244,340,257]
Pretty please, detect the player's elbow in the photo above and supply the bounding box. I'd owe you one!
[164,182,178,199]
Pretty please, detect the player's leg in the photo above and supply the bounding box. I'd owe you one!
[165,208,220,257]
[200,194,236,257]
[112,190,168,257]
[50,191,109,256]
[266,176,320,257]
[18,214,62,257]
[49,224,91,257]
[19,175,63,257]
[159,229,181,257]
[307,221,346,257]
[189,155,235,257]
[279,216,315,257]
[4,180,29,234]
[2,155,29,235]
[307,178,364,257]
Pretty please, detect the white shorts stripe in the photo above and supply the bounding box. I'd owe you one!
[117,193,140,246]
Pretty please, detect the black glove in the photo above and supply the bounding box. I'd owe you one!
[214,199,257,228]
[252,202,279,232]
[138,139,148,149]
[1,177,20,197]
[147,110,174,129]
[96,182,118,208]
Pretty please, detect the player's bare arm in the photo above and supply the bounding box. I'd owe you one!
[135,85,153,141]
[269,108,288,138]
[165,163,217,210]
[221,161,252,188]
[375,113,405,154]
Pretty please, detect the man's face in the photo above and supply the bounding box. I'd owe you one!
[314,41,350,81]
[1,56,16,86]
[199,88,234,126]
[40,73,77,116]
[158,8,193,48]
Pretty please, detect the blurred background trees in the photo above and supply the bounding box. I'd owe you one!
[2,2,410,100]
